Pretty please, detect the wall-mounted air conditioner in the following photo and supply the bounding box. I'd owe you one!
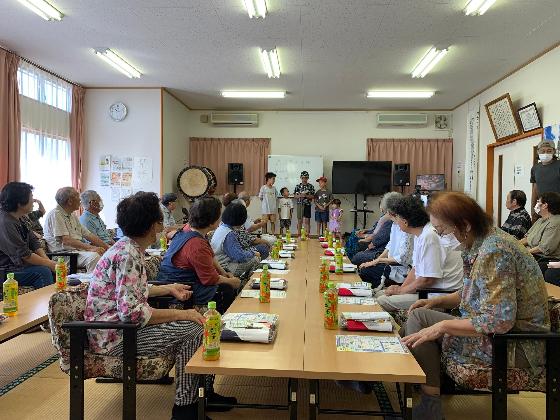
[376,113,428,126]
[210,112,259,126]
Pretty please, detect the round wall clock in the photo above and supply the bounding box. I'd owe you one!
[109,102,127,122]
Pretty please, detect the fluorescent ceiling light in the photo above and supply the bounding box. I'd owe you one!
[411,47,449,78]
[18,0,63,21]
[465,0,497,15]
[94,49,142,78]
[221,91,285,98]
[367,91,435,98]
[260,48,281,78]
[243,0,267,18]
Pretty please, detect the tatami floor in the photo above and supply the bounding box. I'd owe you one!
[0,331,546,419]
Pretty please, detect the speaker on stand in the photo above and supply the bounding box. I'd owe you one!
[228,163,244,193]
[393,163,410,193]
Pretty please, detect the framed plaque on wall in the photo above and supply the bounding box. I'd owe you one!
[485,93,522,142]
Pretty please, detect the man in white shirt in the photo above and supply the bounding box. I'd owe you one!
[377,196,463,312]
[43,187,110,272]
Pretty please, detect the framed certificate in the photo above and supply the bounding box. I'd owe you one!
[517,102,542,132]
[485,93,522,142]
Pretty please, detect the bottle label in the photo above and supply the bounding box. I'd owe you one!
[3,284,18,313]
[260,273,271,302]
[324,291,338,329]
[203,316,221,355]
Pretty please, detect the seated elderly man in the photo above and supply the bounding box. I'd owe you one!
[43,187,110,273]
[237,191,276,246]
[79,190,114,245]
[160,193,184,239]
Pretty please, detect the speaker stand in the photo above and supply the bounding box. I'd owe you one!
[350,194,375,230]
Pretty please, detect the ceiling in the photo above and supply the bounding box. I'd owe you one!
[0,0,559,110]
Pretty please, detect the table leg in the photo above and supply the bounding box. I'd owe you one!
[198,380,206,420]
[308,379,318,420]
[289,378,298,420]
[403,383,413,420]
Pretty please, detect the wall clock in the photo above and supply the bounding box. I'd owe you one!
[109,102,127,122]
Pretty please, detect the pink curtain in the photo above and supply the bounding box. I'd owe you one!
[70,86,85,191]
[0,49,21,185]
[367,138,453,195]
[189,138,271,195]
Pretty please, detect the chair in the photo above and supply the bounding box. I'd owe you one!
[442,297,560,420]
[46,250,79,274]
[48,282,176,420]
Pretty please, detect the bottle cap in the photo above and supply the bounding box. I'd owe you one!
[7,272,14,280]
[208,301,216,309]
[58,257,65,263]
[327,281,335,289]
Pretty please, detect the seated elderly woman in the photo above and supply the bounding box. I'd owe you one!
[519,191,560,275]
[358,193,414,288]
[211,201,261,278]
[85,192,235,419]
[351,192,399,267]
[0,182,55,288]
[157,197,241,313]
[400,192,549,419]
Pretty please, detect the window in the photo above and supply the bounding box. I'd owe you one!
[17,62,73,213]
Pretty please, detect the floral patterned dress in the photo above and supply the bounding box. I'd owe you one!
[442,228,550,370]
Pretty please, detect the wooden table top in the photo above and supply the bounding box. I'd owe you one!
[0,284,55,343]
[187,239,426,384]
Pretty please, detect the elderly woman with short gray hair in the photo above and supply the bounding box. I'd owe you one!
[350,192,400,269]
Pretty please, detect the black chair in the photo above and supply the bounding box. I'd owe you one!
[46,251,79,274]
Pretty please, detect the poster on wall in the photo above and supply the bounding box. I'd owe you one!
[544,123,560,148]
[464,109,480,198]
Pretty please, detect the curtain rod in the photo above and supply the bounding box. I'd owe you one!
[0,45,82,88]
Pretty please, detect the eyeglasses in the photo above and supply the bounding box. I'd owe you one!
[432,223,453,237]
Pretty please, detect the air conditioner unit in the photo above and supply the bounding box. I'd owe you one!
[376,113,428,126]
[210,112,259,126]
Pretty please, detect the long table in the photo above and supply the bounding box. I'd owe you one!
[187,240,425,419]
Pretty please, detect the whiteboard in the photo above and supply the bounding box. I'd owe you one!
[268,155,324,194]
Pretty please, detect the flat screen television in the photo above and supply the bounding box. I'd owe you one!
[416,174,445,191]
[332,161,392,195]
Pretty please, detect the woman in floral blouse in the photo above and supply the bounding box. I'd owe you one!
[401,192,549,420]
[85,192,235,419]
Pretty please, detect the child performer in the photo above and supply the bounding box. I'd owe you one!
[328,199,343,242]
[258,172,278,234]
[277,187,293,236]
[314,176,332,236]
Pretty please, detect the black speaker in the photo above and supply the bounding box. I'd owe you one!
[228,163,244,185]
[393,163,410,186]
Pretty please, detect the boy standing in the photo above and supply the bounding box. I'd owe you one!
[293,171,315,236]
[258,172,278,234]
[277,187,294,236]
[314,176,332,236]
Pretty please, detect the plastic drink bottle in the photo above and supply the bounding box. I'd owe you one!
[202,301,221,361]
[327,231,333,248]
[323,282,338,329]
[286,229,291,243]
[3,273,18,317]
[319,257,329,293]
[260,264,271,303]
[301,227,307,241]
[55,257,67,291]
[160,235,167,250]
[335,248,344,275]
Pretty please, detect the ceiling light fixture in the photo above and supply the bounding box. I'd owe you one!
[221,91,285,98]
[243,0,267,18]
[367,91,435,99]
[411,47,449,78]
[465,0,497,15]
[260,48,281,78]
[18,0,63,21]
[93,49,142,78]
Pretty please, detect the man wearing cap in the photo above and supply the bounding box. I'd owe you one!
[160,193,184,239]
[294,171,316,235]
[530,140,560,216]
[314,176,332,236]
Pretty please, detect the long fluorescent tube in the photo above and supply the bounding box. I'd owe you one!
[367,91,435,98]
[260,48,281,78]
[18,0,63,21]
[221,91,285,98]
[465,0,497,15]
[94,49,142,78]
[243,0,267,18]
[411,47,449,78]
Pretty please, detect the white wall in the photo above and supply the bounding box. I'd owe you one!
[453,45,560,210]
[83,88,161,227]
[179,110,452,234]
[162,90,190,221]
